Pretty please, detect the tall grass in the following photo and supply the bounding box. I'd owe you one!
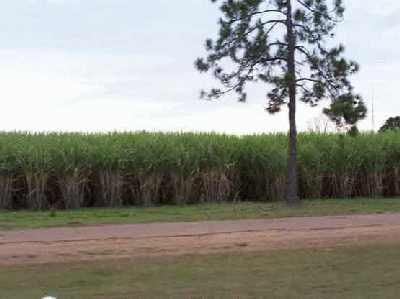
[0,131,399,210]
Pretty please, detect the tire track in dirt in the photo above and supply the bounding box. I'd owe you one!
[1,213,400,265]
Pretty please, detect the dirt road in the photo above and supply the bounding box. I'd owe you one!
[2,213,400,265]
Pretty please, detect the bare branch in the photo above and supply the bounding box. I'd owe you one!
[229,9,286,23]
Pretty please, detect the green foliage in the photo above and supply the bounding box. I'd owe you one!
[0,131,400,210]
[379,116,400,133]
[196,0,364,116]
[324,95,367,129]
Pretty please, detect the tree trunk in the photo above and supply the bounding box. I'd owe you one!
[285,0,299,204]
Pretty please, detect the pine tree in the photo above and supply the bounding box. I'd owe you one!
[195,0,365,204]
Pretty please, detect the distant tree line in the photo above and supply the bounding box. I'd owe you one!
[380,117,400,133]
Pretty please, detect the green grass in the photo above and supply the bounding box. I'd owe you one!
[2,197,400,231]
[2,243,400,298]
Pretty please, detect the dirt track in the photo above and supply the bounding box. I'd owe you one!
[2,213,400,266]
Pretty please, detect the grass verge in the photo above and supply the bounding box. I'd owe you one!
[2,243,400,298]
[1,197,400,230]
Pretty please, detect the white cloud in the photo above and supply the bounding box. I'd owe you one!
[0,0,398,133]
[28,0,80,5]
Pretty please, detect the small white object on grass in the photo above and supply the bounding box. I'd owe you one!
[42,297,56,299]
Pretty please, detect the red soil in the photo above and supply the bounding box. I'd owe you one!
[2,213,400,265]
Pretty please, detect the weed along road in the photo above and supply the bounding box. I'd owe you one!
[2,213,400,266]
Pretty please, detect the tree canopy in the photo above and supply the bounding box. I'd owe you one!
[323,95,367,130]
[379,117,400,133]
[196,0,363,114]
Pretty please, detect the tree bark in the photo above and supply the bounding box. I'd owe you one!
[285,0,299,204]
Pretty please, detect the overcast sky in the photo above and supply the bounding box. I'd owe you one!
[0,0,399,133]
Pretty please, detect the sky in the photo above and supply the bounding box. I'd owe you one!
[0,0,399,134]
